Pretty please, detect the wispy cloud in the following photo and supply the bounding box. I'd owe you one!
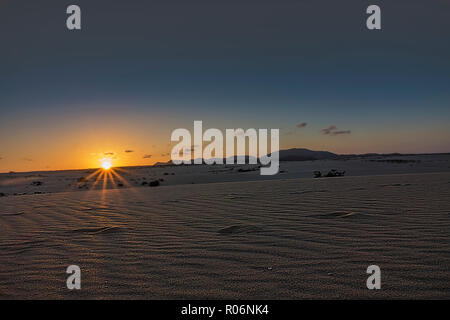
[104,152,114,156]
[321,125,337,135]
[284,122,307,136]
[23,157,33,162]
[332,130,351,135]
[143,154,152,159]
[124,150,134,153]
[321,125,351,136]
[184,145,199,153]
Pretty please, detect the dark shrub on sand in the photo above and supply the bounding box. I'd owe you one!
[324,169,345,177]
[238,168,257,173]
[313,170,345,178]
[149,180,160,187]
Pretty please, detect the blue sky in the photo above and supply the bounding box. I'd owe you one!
[0,0,449,171]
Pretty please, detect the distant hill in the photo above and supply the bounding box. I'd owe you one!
[154,148,448,166]
[278,148,338,161]
[155,148,338,166]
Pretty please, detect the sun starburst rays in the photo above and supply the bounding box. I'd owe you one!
[77,166,135,193]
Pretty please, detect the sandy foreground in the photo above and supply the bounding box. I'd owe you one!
[0,157,449,299]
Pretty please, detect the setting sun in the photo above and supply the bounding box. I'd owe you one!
[101,160,112,170]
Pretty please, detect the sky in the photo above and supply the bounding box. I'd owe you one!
[0,0,449,172]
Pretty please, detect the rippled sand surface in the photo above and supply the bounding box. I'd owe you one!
[1,172,449,299]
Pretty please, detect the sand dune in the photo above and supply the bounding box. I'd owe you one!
[1,167,449,299]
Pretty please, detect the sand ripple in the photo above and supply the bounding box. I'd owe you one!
[1,172,449,299]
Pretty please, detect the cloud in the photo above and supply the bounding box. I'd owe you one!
[321,125,351,136]
[143,154,152,159]
[161,153,170,157]
[124,150,134,153]
[321,125,337,135]
[184,145,199,153]
[23,157,33,162]
[0,157,3,160]
[104,152,114,156]
[332,130,351,135]
[284,122,307,135]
